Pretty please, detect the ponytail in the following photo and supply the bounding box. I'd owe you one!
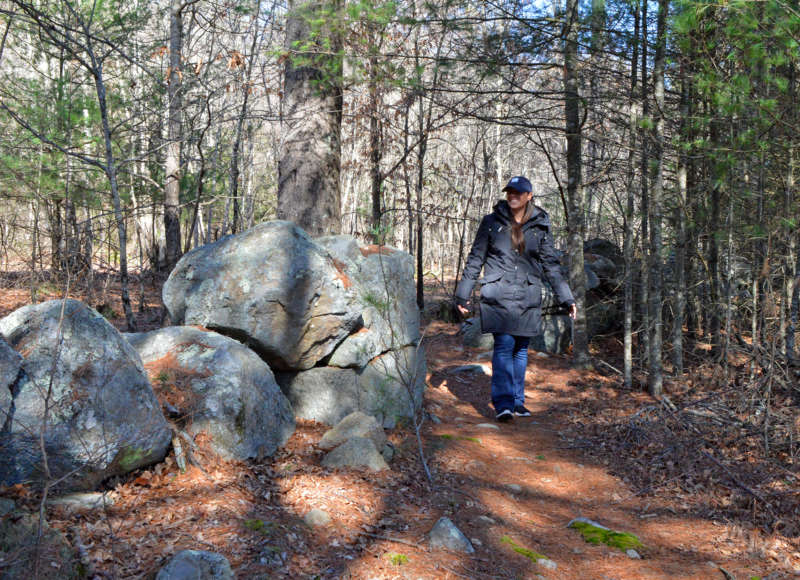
[510,202,533,253]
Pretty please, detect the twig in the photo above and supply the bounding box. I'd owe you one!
[701,450,767,503]
[595,357,621,375]
[360,532,425,549]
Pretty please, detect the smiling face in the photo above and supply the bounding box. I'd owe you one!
[505,188,533,212]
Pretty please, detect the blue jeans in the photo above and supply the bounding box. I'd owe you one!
[491,334,530,412]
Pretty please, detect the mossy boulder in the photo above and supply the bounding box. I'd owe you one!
[0,299,171,491]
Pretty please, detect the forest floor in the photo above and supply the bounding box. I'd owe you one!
[1,269,799,579]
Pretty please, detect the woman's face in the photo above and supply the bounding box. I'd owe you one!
[506,189,533,211]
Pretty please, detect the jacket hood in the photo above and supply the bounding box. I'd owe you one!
[492,200,551,229]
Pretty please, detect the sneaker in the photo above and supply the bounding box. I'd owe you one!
[514,405,532,417]
[495,409,513,422]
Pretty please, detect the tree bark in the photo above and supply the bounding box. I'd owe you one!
[564,0,590,368]
[648,0,667,396]
[277,0,343,236]
[164,0,183,272]
[623,0,640,388]
[230,1,262,234]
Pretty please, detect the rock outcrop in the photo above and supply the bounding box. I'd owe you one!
[0,299,171,490]
[126,326,295,460]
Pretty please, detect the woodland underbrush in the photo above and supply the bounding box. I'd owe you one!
[563,338,799,539]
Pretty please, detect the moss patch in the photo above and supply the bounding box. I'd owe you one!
[117,446,148,472]
[439,434,481,444]
[386,552,408,565]
[569,520,644,551]
[501,535,547,562]
[244,519,275,535]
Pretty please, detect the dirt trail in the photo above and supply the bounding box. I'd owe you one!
[414,320,790,580]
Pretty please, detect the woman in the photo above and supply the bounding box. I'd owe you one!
[454,176,577,422]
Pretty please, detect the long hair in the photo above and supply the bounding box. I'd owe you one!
[511,201,533,253]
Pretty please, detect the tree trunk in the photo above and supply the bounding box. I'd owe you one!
[277,0,343,236]
[673,64,689,377]
[648,0,667,396]
[639,0,650,368]
[230,2,262,234]
[623,0,640,388]
[93,59,135,330]
[164,0,183,271]
[564,0,590,368]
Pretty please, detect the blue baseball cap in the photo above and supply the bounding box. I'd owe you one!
[502,175,532,193]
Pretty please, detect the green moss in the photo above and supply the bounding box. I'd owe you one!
[439,434,481,444]
[500,535,547,562]
[386,552,408,565]
[117,446,147,472]
[244,519,275,535]
[235,406,246,438]
[569,521,644,551]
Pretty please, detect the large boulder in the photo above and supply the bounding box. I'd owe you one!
[277,344,426,427]
[358,345,427,427]
[162,221,362,370]
[530,315,573,354]
[0,300,171,490]
[126,326,294,460]
[318,237,420,368]
[0,335,23,428]
[584,238,623,268]
[275,367,359,425]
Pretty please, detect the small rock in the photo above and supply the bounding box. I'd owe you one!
[304,509,331,527]
[476,423,500,430]
[476,350,493,360]
[451,364,491,375]
[467,460,487,471]
[567,517,610,531]
[476,515,496,525]
[321,436,389,471]
[471,537,482,547]
[428,413,442,424]
[506,484,523,493]
[537,558,558,570]
[626,549,641,559]
[572,547,584,554]
[429,517,475,553]
[534,351,549,358]
[155,550,233,580]
[318,411,386,451]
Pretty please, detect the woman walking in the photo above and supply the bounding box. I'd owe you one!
[454,176,577,422]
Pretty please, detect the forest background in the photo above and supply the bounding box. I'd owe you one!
[0,0,798,394]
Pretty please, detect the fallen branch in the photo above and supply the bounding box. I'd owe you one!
[360,532,424,549]
[701,450,767,504]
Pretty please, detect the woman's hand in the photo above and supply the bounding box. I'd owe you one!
[457,304,469,317]
[569,303,577,320]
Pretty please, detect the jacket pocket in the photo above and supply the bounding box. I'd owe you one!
[525,273,542,308]
[479,271,504,304]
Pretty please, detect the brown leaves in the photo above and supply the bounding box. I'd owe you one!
[228,50,245,70]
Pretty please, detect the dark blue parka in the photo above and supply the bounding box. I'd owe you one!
[455,201,575,337]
